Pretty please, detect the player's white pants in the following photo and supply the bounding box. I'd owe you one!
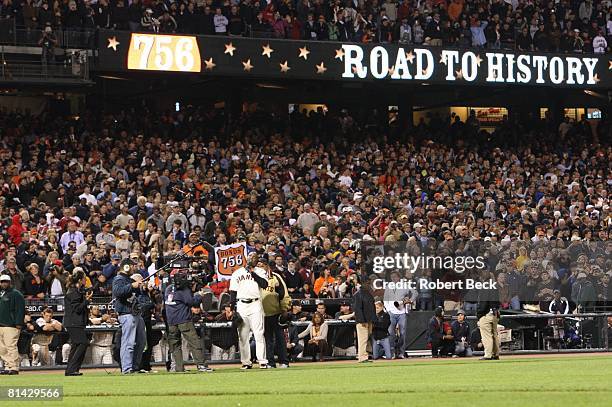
[90,345,113,365]
[237,312,267,366]
[62,343,71,363]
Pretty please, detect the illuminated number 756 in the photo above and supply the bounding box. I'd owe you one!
[132,35,195,72]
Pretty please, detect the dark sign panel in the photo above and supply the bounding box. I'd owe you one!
[97,30,611,89]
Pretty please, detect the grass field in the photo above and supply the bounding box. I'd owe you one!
[4,355,612,407]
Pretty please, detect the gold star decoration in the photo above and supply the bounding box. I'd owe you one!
[224,42,236,56]
[262,44,274,58]
[242,59,253,72]
[439,54,447,64]
[592,73,600,83]
[475,55,483,67]
[107,36,120,51]
[279,61,290,73]
[298,46,310,60]
[455,69,463,80]
[405,51,415,64]
[335,48,345,60]
[204,58,216,71]
[315,62,327,74]
[388,65,395,76]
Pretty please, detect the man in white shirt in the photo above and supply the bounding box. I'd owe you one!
[383,271,418,359]
[78,186,97,206]
[187,203,207,230]
[229,252,269,369]
[338,168,353,188]
[592,29,608,53]
[296,203,319,233]
[59,221,85,252]
[213,8,228,34]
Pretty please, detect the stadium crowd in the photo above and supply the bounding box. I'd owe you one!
[0,103,610,369]
[2,0,611,53]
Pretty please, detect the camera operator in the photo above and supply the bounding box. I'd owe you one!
[38,23,57,66]
[45,264,69,298]
[183,233,216,281]
[112,258,146,374]
[63,269,93,376]
[130,274,157,372]
[164,270,214,373]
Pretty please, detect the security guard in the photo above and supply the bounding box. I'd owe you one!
[476,271,501,360]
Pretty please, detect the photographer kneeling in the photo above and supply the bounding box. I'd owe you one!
[164,270,213,373]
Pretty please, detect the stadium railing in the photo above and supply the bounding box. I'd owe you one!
[0,19,96,49]
[11,312,611,371]
[0,60,89,80]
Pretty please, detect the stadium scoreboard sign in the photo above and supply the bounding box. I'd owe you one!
[341,46,601,85]
[98,30,611,89]
[126,33,201,72]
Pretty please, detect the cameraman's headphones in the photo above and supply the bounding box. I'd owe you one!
[119,259,135,273]
[71,269,85,285]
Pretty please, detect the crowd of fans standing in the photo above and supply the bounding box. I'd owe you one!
[2,0,610,53]
[0,104,609,302]
[0,102,609,369]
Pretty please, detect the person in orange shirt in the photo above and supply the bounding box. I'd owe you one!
[183,232,212,257]
[448,0,464,22]
[314,267,335,297]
